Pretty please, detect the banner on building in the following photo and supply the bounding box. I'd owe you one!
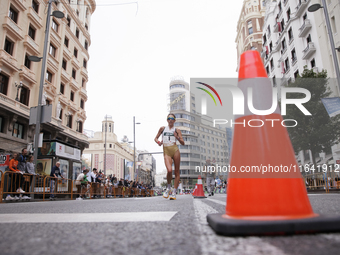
[321,97,340,117]
[56,142,81,161]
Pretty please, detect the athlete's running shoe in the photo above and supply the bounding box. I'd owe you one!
[163,189,170,199]
[169,192,176,200]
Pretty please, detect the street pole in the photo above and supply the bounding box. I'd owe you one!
[133,116,136,181]
[104,114,107,175]
[319,0,340,93]
[33,0,53,169]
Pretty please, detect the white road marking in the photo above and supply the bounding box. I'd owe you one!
[0,211,177,223]
[193,199,288,255]
[206,198,226,206]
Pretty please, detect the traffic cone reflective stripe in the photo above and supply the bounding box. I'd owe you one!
[207,50,340,236]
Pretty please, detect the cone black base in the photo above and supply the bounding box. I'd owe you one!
[193,196,207,199]
[207,214,340,236]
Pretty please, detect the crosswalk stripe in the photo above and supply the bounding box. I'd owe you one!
[0,211,177,223]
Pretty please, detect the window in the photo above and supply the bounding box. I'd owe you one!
[70,91,74,101]
[67,115,72,128]
[49,44,56,57]
[311,58,316,68]
[80,99,84,109]
[4,37,14,55]
[267,25,271,35]
[76,28,79,38]
[72,69,76,79]
[287,8,291,21]
[278,2,282,12]
[285,58,290,72]
[24,55,31,69]
[74,48,78,58]
[0,116,3,133]
[84,41,88,50]
[85,24,88,30]
[60,83,64,94]
[307,34,311,43]
[77,121,83,133]
[331,16,337,33]
[303,13,307,21]
[76,9,79,17]
[59,108,63,120]
[266,65,270,75]
[0,73,9,95]
[269,42,273,52]
[294,70,299,79]
[291,48,296,62]
[64,37,69,47]
[249,27,253,35]
[32,0,39,13]
[9,6,18,23]
[248,20,252,26]
[65,15,70,27]
[62,59,67,70]
[83,59,87,69]
[19,86,30,106]
[51,19,58,32]
[28,25,36,40]
[282,38,286,50]
[288,27,293,41]
[12,122,24,139]
[270,58,274,70]
[272,76,276,87]
[82,79,85,87]
[46,70,52,83]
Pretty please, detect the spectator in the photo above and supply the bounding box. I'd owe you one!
[17,148,28,173]
[23,155,35,198]
[75,169,89,200]
[50,162,64,200]
[9,153,25,194]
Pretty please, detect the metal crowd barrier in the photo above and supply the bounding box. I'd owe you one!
[1,171,154,203]
[304,173,340,193]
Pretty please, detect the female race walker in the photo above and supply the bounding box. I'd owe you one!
[155,114,185,200]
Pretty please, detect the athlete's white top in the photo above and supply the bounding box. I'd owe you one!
[162,126,177,147]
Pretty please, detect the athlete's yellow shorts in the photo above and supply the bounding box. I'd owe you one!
[163,144,179,158]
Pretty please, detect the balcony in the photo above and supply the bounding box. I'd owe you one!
[302,42,316,59]
[27,7,43,29]
[2,16,24,41]
[273,41,281,52]
[23,35,40,55]
[298,19,312,37]
[292,57,297,66]
[295,0,310,17]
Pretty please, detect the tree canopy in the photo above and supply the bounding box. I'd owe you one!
[284,67,340,166]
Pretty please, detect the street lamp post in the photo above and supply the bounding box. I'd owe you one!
[133,116,141,181]
[308,2,340,93]
[29,0,64,169]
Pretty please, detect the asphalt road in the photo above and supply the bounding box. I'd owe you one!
[1,194,340,255]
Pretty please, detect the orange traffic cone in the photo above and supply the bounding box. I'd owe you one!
[207,50,340,235]
[193,175,206,199]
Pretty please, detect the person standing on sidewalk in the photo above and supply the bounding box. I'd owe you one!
[50,162,64,200]
[204,163,216,196]
[154,113,185,200]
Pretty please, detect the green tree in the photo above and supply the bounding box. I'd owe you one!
[160,181,167,188]
[284,67,340,169]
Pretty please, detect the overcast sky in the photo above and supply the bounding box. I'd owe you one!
[84,0,244,173]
